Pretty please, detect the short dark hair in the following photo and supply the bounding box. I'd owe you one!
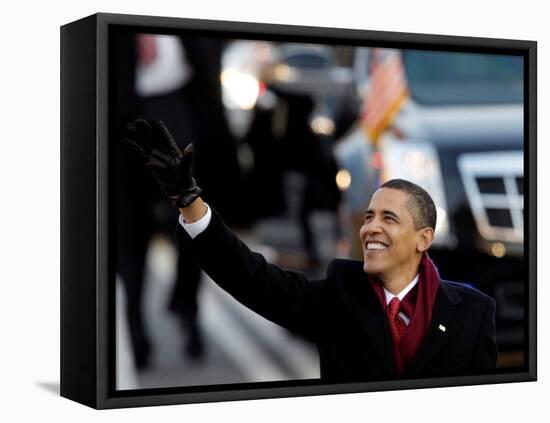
[380,179,437,231]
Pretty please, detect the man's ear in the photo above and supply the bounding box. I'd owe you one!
[416,227,435,253]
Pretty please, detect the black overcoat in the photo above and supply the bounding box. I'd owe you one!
[176,209,498,381]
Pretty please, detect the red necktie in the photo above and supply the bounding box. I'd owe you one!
[388,297,407,344]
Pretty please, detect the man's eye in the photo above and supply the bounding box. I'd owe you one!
[385,216,396,222]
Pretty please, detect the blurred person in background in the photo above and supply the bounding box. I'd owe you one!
[244,44,349,269]
[111,32,243,369]
[123,118,497,380]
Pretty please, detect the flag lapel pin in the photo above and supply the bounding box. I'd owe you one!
[438,324,446,332]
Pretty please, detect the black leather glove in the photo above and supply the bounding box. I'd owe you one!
[123,118,202,208]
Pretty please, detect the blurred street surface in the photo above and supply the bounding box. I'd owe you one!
[116,216,322,390]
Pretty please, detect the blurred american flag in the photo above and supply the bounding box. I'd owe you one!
[360,48,409,143]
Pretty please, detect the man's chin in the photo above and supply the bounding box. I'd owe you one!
[363,261,382,276]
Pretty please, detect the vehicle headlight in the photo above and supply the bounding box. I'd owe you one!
[221,68,260,110]
[380,138,453,246]
[310,114,335,136]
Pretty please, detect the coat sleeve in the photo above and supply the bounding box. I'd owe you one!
[472,296,498,369]
[175,208,329,340]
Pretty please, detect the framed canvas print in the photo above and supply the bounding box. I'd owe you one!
[60,12,537,409]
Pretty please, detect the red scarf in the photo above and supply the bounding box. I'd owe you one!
[368,253,440,373]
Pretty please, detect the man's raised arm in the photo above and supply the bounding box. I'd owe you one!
[122,117,327,340]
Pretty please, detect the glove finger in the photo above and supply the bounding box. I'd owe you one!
[121,136,152,162]
[129,117,154,129]
[148,147,182,167]
[125,117,153,137]
[127,117,159,146]
[181,142,195,170]
[149,119,183,158]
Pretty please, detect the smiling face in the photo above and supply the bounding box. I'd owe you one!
[359,187,434,286]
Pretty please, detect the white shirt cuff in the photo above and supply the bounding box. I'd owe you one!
[178,204,212,239]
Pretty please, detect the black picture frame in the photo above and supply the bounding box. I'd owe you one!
[60,12,537,409]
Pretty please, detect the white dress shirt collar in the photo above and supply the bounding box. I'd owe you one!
[383,274,419,305]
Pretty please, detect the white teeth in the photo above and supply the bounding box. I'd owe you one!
[367,242,387,250]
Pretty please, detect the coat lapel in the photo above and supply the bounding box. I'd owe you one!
[355,293,396,374]
[344,269,396,375]
[403,282,462,375]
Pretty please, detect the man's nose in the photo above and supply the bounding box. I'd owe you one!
[365,219,382,234]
